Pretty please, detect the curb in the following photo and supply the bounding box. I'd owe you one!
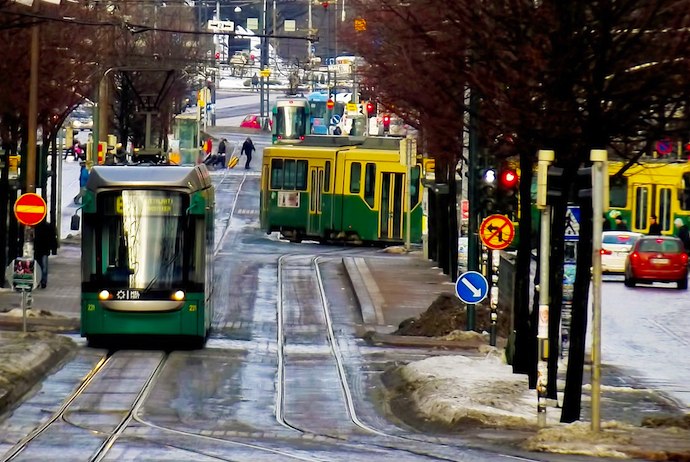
[343,257,379,327]
[0,333,77,414]
[366,332,504,351]
[0,315,80,333]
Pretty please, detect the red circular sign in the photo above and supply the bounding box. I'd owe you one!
[479,214,515,250]
[326,99,335,110]
[14,193,47,226]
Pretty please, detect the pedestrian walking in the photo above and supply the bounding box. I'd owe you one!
[240,137,255,169]
[251,73,259,92]
[33,218,58,289]
[675,218,690,253]
[648,214,662,235]
[73,161,90,205]
[216,138,228,169]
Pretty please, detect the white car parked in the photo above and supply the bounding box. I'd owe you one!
[601,231,643,273]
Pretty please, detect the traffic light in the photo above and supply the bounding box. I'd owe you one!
[576,166,592,202]
[497,167,519,217]
[382,114,391,132]
[365,101,376,116]
[215,52,220,60]
[479,167,497,213]
[546,165,566,205]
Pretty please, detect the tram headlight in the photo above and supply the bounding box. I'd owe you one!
[98,290,111,300]
[172,290,185,301]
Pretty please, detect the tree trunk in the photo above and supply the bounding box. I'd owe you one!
[512,154,536,378]
[547,197,567,399]
[561,194,593,422]
[448,165,459,280]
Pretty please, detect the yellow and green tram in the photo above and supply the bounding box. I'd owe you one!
[260,136,423,244]
[80,165,215,347]
[607,160,690,235]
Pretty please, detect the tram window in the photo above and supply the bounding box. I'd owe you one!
[350,163,361,194]
[634,187,649,230]
[364,163,376,207]
[324,161,331,192]
[296,160,308,190]
[284,160,297,189]
[271,159,284,189]
[609,176,627,208]
[681,173,690,210]
[411,166,421,204]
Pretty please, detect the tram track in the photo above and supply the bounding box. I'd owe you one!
[276,255,542,462]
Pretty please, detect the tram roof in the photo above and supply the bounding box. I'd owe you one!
[86,165,212,191]
[300,135,404,150]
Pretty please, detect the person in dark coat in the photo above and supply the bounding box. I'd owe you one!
[648,215,662,235]
[240,137,255,169]
[675,218,690,253]
[216,138,227,169]
[614,216,628,231]
[33,219,58,288]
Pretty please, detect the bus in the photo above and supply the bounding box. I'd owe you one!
[272,96,310,144]
[306,91,345,135]
[79,165,215,347]
[607,160,690,235]
[260,136,423,244]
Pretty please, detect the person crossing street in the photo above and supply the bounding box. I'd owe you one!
[240,137,255,169]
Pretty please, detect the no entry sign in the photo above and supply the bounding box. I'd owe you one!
[14,193,47,226]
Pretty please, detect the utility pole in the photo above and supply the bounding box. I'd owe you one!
[535,149,554,427]
[590,148,607,432]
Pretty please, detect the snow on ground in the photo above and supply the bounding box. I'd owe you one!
[400,353,690,458]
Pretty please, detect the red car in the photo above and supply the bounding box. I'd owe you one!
[240,114,271,130]
[624,236,688,289]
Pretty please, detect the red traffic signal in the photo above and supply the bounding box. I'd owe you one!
[382,114,391,127]
[365,101,375,115]
[326,99,334,110]
[499,168,518,189]
[214,52,220,60]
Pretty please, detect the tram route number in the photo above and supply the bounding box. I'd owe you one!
[115,289,141,300]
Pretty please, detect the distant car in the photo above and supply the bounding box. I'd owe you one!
[240,114,267,130]
[624,236,688,289]
[601,231,642,273]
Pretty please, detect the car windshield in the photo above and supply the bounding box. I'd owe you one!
[638,239,683,253]
[603,234,639,245]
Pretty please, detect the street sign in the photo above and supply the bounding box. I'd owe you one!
[479,214,515,250]
[14,193,47,226]
[564,205,580,241]
[455,271,489,304]
[656,138,673,156]
[260,69,271,78]
[207,20,234,31]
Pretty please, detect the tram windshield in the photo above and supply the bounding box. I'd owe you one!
[275,105,307,140]
[85,190,198,289]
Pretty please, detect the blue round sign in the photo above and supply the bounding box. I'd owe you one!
[330,114,341,125]
[455,271,489,304]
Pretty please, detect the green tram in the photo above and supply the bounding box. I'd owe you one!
[79,165,215,347]
[260,136,423,244]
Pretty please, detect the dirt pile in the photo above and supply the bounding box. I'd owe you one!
[393,292,511,338]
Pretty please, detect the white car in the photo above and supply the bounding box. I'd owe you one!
[601,231,643,273]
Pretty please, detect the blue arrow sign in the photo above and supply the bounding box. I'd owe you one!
[455,271,489,304]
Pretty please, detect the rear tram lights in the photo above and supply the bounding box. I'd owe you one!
[172,290,185,301]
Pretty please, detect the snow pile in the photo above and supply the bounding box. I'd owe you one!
[399,354,559,428]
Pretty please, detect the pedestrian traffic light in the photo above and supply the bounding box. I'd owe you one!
[497,168,519,217]
[576,166,593,202]
[479,167,497,213]
[382,114,391,132]
[546,165,566,205]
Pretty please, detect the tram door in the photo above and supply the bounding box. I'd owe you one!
[379,172,404,240]
[632,184,673,233]
[308,167,324,235]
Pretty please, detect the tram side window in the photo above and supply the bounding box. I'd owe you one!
[350,163,361,194]
[270,159,284,189]
[270,159,308,191]
[324,161,331,193]
[609,176,627,208]
[364,163,376,207]
[681,173,690,210]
